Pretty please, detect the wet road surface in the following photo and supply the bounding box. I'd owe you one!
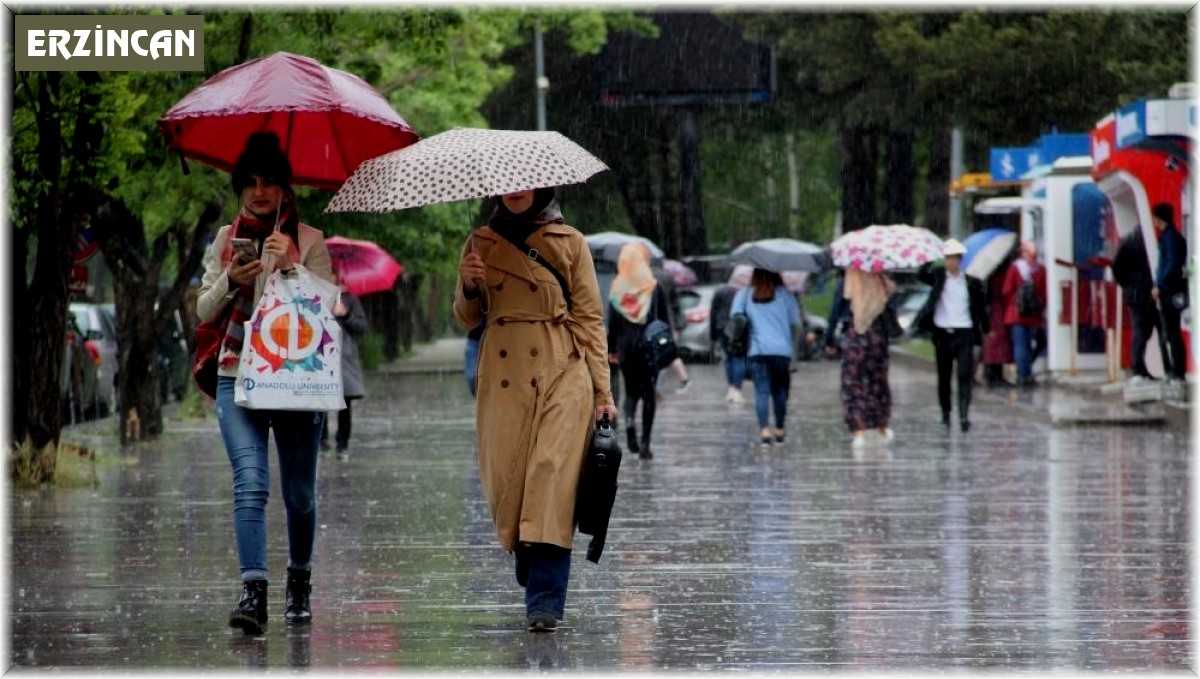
[9,359,1192,671]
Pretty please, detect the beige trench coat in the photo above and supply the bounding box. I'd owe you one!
[453,222,614,551]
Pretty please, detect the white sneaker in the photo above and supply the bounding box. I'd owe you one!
[882,428,895,443]
[675,380,691,395]
[851,433,867,450]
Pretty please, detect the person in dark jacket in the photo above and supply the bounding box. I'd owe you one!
[824,273,851,358]
[319,277,368,458]
[709,281,747,402]
[1111,227,1158,380]
[1151,203,1188,380]
[607,242,671,459]
[915,239,989,432]
[651,265,692,393]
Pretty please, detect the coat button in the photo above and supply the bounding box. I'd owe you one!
[500,349,507,358]
[530,348,539,357]
[501,379,509,388]
[496,283,504,291]
[497,319,506,326]
[530,283,538,292]
[530,378,538,388]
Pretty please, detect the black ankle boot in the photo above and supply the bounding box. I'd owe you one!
[625,424,640,453]
[229,579,268,634]
[284,568,312,625]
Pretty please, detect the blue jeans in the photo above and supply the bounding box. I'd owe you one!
[749,355,790,429]
[516,543,572,619]
[216,376,323,581]
[1010,325,1037,381]
[465,337,481,396]
[724,352,746,388]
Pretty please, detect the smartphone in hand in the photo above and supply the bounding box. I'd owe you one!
[231,238,258,265]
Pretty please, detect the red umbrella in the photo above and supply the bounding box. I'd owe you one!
[325,236,404,297]
[158,52,418,190]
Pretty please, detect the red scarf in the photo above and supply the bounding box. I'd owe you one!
[217,200,300,369]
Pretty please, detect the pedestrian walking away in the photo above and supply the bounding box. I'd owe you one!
[915,239,989,433]
[454,187,617,633]
[709,279,746,403]
[840,268,896,449]
[1001,241,1048,387]
[1150,203,1189,380]
[320,274,367,458]
[607,242,672,459]
[733,268,800,446]
[195,132,334,635]
[650,260,692,394]
[1110,226,1160,380]
[981,268,1014,388]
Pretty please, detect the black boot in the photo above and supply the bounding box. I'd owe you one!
[284,568,312,625]
[625,424,640,453]
[639,434,653,459]
[229,579,268,635]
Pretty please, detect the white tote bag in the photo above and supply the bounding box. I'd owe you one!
[234,265,346,411]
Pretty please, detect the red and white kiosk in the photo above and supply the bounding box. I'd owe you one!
[1090,84,1194,378]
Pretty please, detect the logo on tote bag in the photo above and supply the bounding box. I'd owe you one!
[248,297,335,373]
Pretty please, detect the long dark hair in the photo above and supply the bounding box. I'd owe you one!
[751,268,783,302]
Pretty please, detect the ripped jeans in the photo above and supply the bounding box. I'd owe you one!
[216,376,322,581]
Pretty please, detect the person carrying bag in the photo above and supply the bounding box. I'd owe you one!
[194,132,335,635]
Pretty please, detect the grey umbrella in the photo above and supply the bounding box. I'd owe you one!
[585,231,665,267]
[326,127,608,213]
[730,238,831,274]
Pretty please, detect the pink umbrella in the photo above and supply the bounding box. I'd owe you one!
[728,264,809,293]
[325,236,404,297]
[663,259,698,287]
[158,52,419,190]
[830,224,943,272]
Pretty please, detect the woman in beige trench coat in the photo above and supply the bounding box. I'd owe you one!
[455,187,618,633]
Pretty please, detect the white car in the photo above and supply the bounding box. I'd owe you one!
[69,302,118,412]
[677,284,722,362]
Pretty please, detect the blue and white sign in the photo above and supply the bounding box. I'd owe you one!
[990,147,1041,182]
[1115,100,1147,149]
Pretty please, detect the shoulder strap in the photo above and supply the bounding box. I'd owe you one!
[493,228,573,311]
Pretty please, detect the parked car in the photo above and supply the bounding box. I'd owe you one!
[70,302,118,412]
[678,284,721,362]
[62,311,103,424]
[892,282,932,341]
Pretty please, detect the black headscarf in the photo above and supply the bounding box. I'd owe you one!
[489,187,563,241]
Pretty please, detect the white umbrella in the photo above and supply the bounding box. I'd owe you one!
[326,128,608,213]
[830,224,944,272]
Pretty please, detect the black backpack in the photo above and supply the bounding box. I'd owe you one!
[641,294,678,371]
[1016,277,1042,317]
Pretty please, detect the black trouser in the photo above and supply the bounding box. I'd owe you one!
[620,360,657,447]
[1159,301,1188,380]
[1128,301,1159,378]
[934,328,975,424]
[320,399,356,450]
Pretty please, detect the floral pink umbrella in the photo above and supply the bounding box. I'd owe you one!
[830,224,944,272]
[325,236,403,297]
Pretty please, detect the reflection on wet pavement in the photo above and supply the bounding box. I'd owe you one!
[10,361,1191,670]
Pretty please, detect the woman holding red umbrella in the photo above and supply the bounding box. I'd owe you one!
[196,132,334,635]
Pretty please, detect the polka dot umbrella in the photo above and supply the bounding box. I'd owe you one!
[325,128,609,214]
[830,224,944,272]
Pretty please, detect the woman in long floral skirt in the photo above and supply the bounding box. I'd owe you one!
[840,268,896,449]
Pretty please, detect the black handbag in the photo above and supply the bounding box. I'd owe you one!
[575,414,622,564]
[723,291,750,357]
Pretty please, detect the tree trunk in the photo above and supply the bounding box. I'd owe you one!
[925,119,952,236]
[14,72,67,485]
[677,107,708,258]
[838,122,878,233]
[595,107,659,240]
[881,128,915,225]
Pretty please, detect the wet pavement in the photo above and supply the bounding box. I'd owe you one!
[9,348,1193,672]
